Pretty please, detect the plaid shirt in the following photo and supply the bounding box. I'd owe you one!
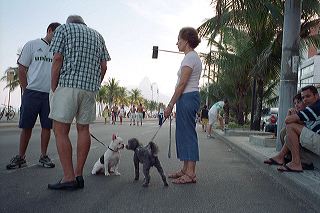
[50,23,111,91]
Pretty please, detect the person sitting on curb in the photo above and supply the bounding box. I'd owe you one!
[264,92,314,170]
[207,100,226,138]
[265,85,320,173]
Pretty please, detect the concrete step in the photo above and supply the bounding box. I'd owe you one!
[249,135,276,147]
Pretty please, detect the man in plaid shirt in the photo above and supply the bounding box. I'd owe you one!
[48,15,111,190]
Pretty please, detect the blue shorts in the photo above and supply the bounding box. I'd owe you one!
[19,89,52,129]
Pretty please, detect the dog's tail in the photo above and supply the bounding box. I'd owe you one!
[149,141,159,156]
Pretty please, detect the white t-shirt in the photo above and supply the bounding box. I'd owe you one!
[208,101,225,124]
[209,101,225,115]
[17,38,53,93]
[176,51,202,94]
[119,108,125,116]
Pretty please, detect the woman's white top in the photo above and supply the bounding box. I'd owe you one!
[176,51,202,94]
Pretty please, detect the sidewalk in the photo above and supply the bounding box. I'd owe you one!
[213,129,320,210]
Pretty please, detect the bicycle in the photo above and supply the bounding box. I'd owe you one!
[0,105,15,120]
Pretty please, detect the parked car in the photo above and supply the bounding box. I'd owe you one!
[261,107,278,133]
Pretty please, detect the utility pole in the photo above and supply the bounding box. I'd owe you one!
[276,0,302,151]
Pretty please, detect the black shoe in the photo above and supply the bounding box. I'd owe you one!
[76,176,84,189]
[48,180,78,190]
[6,155,27,170]
[302,162,314,170]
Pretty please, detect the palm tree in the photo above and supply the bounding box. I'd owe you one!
[129,88,143,106]
[1,66,22,107]
[96,85,108,117]
[1,67,20,92]
[105,78,120,107]
[115,86,129,106]
[198,0,320,128]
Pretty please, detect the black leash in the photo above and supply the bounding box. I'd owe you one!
[90,133,108,148]
[150,117,167,142]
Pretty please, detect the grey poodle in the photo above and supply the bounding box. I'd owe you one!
[126,138,169,187]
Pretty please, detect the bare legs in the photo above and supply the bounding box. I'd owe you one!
[182,161,196,177]
[41,128,51,156]
[19,127,51,158]
[19,128,32,157]
[265,123,304,171]
[53,121,91,182]
[75,124,90,177]
[282,123,303,171]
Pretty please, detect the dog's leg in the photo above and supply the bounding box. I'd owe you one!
[154,158,169,186]
[134,156,139,181]
[142,163,151,187]
[104,158,110,176]
[92,161,101,175]
[113,161,121,176]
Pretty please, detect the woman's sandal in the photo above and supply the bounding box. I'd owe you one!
[172,174,197,184]
[168,170,185,179]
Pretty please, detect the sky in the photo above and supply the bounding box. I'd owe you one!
[0,0,214,109]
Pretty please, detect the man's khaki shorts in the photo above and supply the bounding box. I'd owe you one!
[300,127,320,155]
[49,87,96,124]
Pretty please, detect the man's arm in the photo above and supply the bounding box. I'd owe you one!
[18,64,28,92]
[51,53,63,92]
[100,60,107,83]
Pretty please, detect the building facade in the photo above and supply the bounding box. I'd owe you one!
[298,22,320,89]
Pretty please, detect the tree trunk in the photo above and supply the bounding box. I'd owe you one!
[252,79,264,130]
[223,103,230,125]
[235,86,245,125]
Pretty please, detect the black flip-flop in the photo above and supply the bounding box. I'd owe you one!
[264,158,283,166]
[277,164,303,173]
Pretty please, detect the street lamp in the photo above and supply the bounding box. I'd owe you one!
[7,69,15,120]
[152,46,184,59]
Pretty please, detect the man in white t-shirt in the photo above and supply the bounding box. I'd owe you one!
[207,100,226,138]
[6,22,61,170]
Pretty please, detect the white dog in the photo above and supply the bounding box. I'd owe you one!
[91,134,124,176]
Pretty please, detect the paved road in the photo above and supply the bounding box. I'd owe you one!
[0,121,317,213]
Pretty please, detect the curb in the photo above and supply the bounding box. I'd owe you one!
[213,130,320,211]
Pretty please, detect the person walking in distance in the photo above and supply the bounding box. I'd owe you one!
[6,22,61,170]
[119,104,125,125]
[130,104,136,126]
[48,15,111,190]
[136,103,144,126]
[200,104,209,132]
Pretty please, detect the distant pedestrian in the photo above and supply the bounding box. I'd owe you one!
[6,22,61,170]
[158,104,164,126]
[119,105,125,125]
[48,15,110,190]
[130,105,136,126]
[111,104,118,125]
[200,105,209,132]
[207,100,226,138]
[136,103,143,126]
[102,106,110,125]
[164,27,201,184]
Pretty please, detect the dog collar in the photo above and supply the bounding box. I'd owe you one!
[108,146,117,152]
